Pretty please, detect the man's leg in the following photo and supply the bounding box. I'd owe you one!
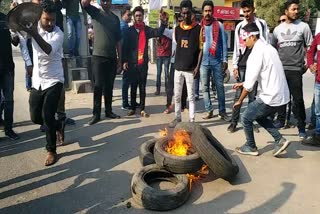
[138,64,148,116]
[181,79,187,110]
[170,70,184,127]
[74,16,82,57]
[184,71,195,121]
[163,56,170,98]
[1,71,18,140]
[314,83,320,135]
[104,58,119,118]
[122,70,130,109]
[165,62,175,109]
[285,70,306,137]
[155,57,162,95]
[200,64,213,119]
[29,88,44,125]
[128,66,138,115]
[66,16,75,56]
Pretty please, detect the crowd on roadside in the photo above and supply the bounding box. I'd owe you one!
[0,0,319,166]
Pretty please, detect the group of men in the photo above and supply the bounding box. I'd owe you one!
[0,0,319,167]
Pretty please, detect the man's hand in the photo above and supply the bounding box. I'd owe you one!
[222,62,228,72]
[10,2,18,10]
[26,65,33,77]
[233,82,243,90]
[193,66,200,78]
[233,68,239,79]
[233,100,242,110]
[309,63,317,74]
[123,62,129,71]
[81,0,91,7]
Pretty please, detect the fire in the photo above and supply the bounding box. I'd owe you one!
[159,128,169,137]
[187,165,209,191]
[165,130,192,156]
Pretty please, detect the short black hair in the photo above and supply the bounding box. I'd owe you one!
[240,0,254,8]
[284,0,299,10]
[202,0,214,10]
[180,0,192,10]
[121,5,131,17]
[242,22,260,39]
[41,0,56,13]
[133,6,144,16]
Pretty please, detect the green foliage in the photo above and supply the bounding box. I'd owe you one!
[0,0,11,14]
[255,0,318,31]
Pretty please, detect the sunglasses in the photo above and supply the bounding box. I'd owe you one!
[278,19,286,23]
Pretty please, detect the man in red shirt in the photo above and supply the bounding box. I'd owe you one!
[303,32,320,146]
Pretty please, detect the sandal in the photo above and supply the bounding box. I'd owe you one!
[45,152,58,166]
[140,111,150,118]
[128,110,135,116]
[163,108,171,114]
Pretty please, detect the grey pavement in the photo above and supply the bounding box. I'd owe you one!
[0,48,319,214]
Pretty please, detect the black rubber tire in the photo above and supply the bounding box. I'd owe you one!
[131,164,190,211]
[174,122,239,181]
[154,137,204,173]
[139,138,157,166]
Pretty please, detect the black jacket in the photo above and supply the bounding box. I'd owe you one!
[123,24,166,65]
[0,13,14,75]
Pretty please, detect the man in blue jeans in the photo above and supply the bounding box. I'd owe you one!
[200,0,230,121]
[233,23,290,157]
[303,32,320,146]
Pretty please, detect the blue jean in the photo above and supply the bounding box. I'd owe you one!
[122,70,130,107]
[194,78,200,97]
[310,97,316,126]
[66,16,81,56]
[25,64,32,90]
[156,56,170,92]
[242,99,282,148]
[200,63,226,113]
[0,71,14,131]
[314,82,320,134]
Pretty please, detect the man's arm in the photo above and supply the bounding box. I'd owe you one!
[147,24,167,39]
[303,23,313,49]
[307,34,319,73]
[220,24,228,71]
[233,86,249,109]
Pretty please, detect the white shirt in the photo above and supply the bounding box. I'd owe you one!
[32,23,64,90]
[243,39,290,107]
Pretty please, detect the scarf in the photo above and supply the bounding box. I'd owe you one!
[179,20,198,30]
[200,16,220,56]
[134,22,146,65]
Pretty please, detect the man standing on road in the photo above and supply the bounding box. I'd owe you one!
[200,0,230,122]
[168,0,202,127]
[228,0,269,133]
[272,0,313,139]
[81,0,122,125]
[302,32,320,146]
[234,23,290,157]
[25,1,65,166]
[0,0,19,140]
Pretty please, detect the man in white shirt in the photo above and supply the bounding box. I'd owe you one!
[233,23,291,157]
[23,1,64,166]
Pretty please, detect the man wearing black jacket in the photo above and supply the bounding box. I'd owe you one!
[0,5,19,140]
[123,6,167,117]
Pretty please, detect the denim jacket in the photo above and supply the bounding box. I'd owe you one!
[201,22,228,66]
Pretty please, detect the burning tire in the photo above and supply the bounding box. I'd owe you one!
[154,137,204,174]
[131,164,190,211]
[175,123,239,181]
[139,138,157,166]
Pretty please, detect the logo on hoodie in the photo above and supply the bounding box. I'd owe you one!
[279,29,297,48]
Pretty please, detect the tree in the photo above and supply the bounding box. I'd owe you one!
[0,0,11,14]
[255,0,318,31]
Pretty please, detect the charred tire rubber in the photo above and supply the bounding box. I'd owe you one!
[131,164,190,211]
[139,138,157,166]
[175,122,239,181]
[154,137,204,174]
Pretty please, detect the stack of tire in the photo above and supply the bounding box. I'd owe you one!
[131,122,239,211]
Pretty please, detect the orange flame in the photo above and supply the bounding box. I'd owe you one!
[159,128,169,137]
[165,130,192,156]
[187,165,209,191]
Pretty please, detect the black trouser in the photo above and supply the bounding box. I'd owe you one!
[29,83,63,153]
[129,63,148,111]
[92,56,117,116]
[230,67,258,124]
[56,87,66,120]
[278,70,306,129]
[166,63,187,108]
[0,71,14,132]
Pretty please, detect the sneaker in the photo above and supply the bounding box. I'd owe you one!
[218,112,231,122]
[154,90,160,96]
[298,128,307,139]
[88,115,100,125]
[5,129,20,140]
[235,144,259,156]
[169,118,182,128]
[253,124,260,133]
[273,120,285,129]
[227,123,237,133]
[140,110,150,118]
[128,110,135,116]
[273,138,291,157]
[306,122,316,130]
[284,121,295,129]
[302,134,320,147]
[202,111,213,120]
[105,112,120,119]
